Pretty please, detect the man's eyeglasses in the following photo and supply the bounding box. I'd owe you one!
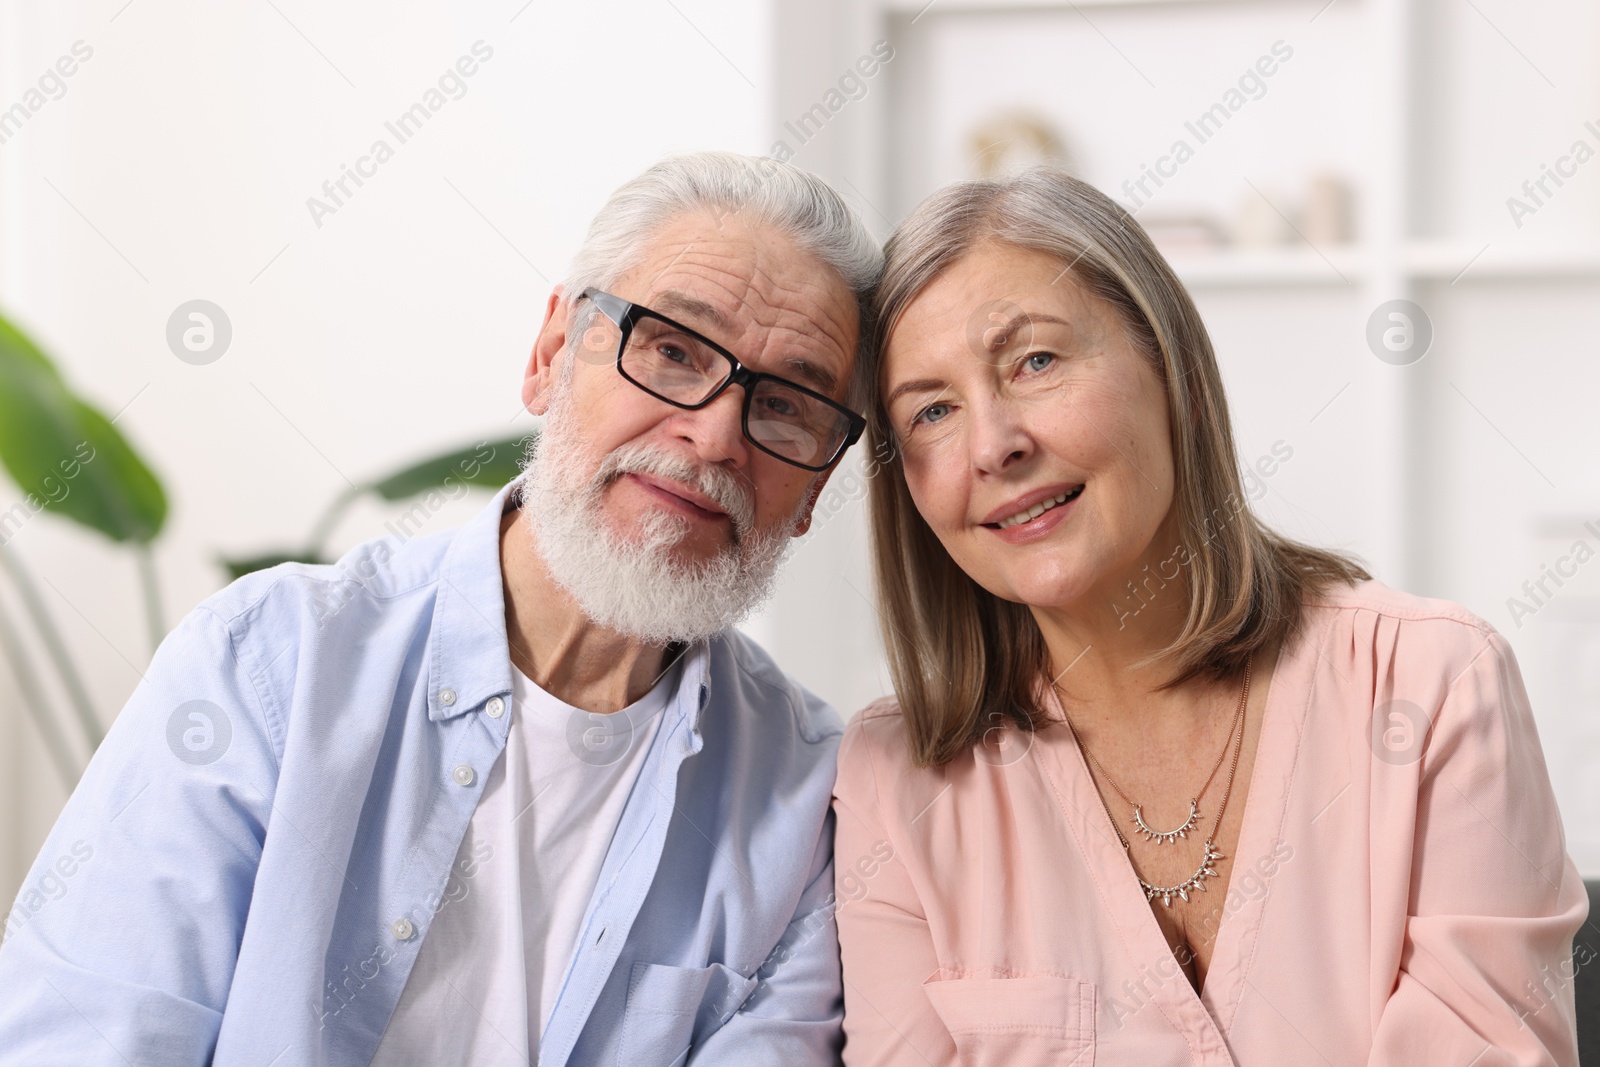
[575,287,865,472]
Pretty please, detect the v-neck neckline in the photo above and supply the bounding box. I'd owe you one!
[1035,625,1311,1055]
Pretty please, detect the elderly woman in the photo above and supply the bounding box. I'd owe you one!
[832,169,1587,1066]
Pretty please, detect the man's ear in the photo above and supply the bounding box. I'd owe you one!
[791,468,836,538]
[522,287,568,415]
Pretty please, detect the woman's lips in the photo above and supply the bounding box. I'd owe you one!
[983,484,1083,544]
[990,484,1084,529]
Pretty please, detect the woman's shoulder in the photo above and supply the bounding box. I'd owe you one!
[839,696,915,766]
[1293,576,1517,704]
[1301,576,1502,656]
[1306,575,1495,633]
[836,697,948,806]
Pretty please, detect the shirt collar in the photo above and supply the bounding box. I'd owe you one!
[425,479,721,734]
[671,640,712,756]
[426,480,520,721]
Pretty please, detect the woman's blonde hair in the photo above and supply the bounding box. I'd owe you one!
[868,168,1369,767]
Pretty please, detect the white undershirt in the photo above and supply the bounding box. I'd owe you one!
[371,659,675,1065]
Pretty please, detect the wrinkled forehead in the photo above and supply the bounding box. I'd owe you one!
[882,244,1120,379]
[611,214,860,393]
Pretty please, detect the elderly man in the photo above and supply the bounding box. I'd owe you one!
[0,153,879,1065]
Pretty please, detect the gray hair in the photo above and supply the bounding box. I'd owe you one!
[867,167,1370,767]
[562,151,882,410]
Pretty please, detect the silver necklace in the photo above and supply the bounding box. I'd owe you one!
[1057,655,1252,907]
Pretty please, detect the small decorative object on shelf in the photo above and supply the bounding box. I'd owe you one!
[1138,212,1226,256]
[1302,172,1356,245]
[1233,185,1294,247]
[967,111,1074,178]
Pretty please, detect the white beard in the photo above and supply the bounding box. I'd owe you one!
[516,371,805,645]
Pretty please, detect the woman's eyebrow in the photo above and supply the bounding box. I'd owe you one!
[885,378,947,408]
[987,311,1074,349]
[881,311,1075,407]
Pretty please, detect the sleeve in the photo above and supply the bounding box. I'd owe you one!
[0,605,279,1066]
[831,717,957,1067]
[686,804,844,1066]
[1369,628,1588,1067]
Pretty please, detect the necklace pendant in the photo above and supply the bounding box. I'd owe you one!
[1139,839,1225,908]
[1131,799,1201,845]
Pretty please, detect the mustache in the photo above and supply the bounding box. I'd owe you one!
[595,443,757,538]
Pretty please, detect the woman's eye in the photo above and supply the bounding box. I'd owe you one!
[1022,352,1055,374]
[913,403,950,426]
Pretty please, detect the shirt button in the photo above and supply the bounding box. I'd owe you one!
[391,917,415,941]
[439,688,457,707]
[452,764,476,787]
[484,696,505,719]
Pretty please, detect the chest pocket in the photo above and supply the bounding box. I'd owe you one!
[617,961,760,1067]
[922,974,1096,1067]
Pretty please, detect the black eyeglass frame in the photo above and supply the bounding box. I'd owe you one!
[576,287,866,472]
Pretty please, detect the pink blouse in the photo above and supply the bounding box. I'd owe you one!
[833,579,1587,1066]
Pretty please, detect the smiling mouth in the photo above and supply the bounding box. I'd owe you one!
[988,485,1084,529]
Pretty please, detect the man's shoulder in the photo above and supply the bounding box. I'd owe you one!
[153,521,481,760]
[705,630,844,748]
[198,525,460,635]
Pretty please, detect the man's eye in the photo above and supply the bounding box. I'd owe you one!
[659,344,692,365]
[913,403,950,426]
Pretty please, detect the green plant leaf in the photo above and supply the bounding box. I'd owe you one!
[219,433,534,584]
[367,434,531,501]
[0,313,167,543]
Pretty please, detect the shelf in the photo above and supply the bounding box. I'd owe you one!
[1403,242,1600,282]
[1163,245,1363,287]
[1155,242,1600,288]
[883,0,1310,12]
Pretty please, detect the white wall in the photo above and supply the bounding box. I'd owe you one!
[0,0,790,906]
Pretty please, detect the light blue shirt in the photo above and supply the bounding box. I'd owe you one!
[0,482,846,1066]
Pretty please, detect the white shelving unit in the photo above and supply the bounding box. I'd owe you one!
[1163,243,1600,287]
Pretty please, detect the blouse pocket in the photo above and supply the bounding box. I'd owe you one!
[617,961,760,1067]
[922,974,1095,1067]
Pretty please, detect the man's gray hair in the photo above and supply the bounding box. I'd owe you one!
[562,151,882,410]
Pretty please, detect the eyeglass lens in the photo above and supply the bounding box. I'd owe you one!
[619,315,850,467]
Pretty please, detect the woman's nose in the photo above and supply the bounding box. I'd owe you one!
[967,394,1033,475]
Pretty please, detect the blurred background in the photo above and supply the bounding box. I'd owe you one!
[2,0,1598,914]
